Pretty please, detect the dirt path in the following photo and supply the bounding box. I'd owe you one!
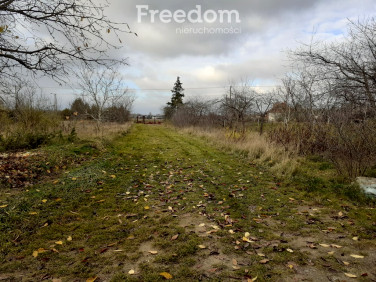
[0,124,375,281]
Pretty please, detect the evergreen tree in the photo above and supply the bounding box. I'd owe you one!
[165,77,184,119]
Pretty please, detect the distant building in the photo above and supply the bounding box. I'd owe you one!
[267,102,288,122]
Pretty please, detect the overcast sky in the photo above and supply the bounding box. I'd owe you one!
[47,0,376,114]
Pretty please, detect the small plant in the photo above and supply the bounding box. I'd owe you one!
[67,127,77,142]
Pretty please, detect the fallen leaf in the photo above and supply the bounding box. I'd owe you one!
[257,253,265,257]
[259,259,269,264]
[350,254,364,259]
[244,232,250,238]
[352,236,359,241]
[343,261,350,266]
[247,276,258,281]
[229,230,235,234]
[0,205,8,208]
[42,199,47,203]
[86,277,97,282]
[286,248,294,253]
[171,234,179,241]
[319,243,330,248]
[344,273,357,278]
[243,237,253,243]
[32,251,38,258]
[128,269,135,275]
[37,248,48,253]
[328,251,335,255]
[67,236,72,241]
[199,223,205,227]
[29,212,38,215]
[232,258,238,265]
[71,177,77,181]
[160,272,173,279]
[110,175,116,179]
[55,241,63,245]
[149,251,158,255]
[198,245,206,249]
[331,244,342,249]
[144,206,150,210]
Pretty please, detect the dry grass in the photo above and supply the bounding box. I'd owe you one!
[179,126,300,177]
[61,120,133,140]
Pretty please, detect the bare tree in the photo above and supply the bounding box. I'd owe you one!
[254,92,276,135]
[291,17,376,113]
[172,97,211,127]
[79,67,134,135]
[0,0,134,82]
[220,82,255,135]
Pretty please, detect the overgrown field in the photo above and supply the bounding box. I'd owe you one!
[0,124,375,281]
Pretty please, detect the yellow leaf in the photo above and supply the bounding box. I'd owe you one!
[149,250,158,255]
[32,251,39,258]
[198,245,206,249]
[37,248,48,253]
[86,277,97,282]
[350,254,364,259]
[55,241,63,245]
[244,232,250,238]
[242,237,254,243]
[0,205,8,208]
[71,177,77,181]
[319,243,330,248]
[344,273,357,278]
[257,253,265,257]
[67,236,72,241]
[128,269,135,275]
[247,277,258,281]
[29,212,38,215]
[343,261,350,266]
[198,223,205,227]
[160,272,173,279]
[144,206,150,210]
[110,175,116,179]
[42,199,47,203]
[229,230,235,234]
[288,264,294,269]
[328,251,335,255]
[286,248,294,253]
[352,236,359,241]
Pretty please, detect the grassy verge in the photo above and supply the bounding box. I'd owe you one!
[0,124,375,281]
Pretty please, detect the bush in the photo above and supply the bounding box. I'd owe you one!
[269,121,376,179]
[0,131,56,152]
